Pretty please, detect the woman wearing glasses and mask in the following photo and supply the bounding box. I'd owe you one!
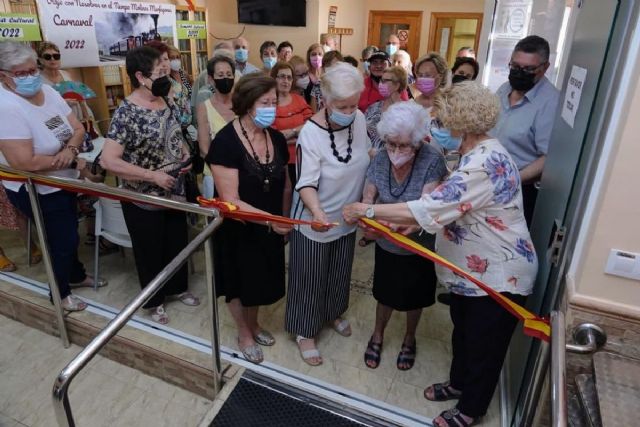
[0,41,102,311]
[360,101,446,372]
[286,63,369,366]
[271,61,312,185]
[100,47,200,325]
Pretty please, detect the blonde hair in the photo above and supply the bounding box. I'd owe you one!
[415,52,448,88]
[37,41,59,57]
[166,44,180,58]
[383,66,408,93]
[434,81,500,134]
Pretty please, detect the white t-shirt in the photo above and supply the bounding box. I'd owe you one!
[291,111,371,243]
[0,84,79,195]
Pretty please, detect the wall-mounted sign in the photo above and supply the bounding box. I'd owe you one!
[177,20,206,39]
[561,65,587,128]
[0,13,42,41]
[36,0,177,67]
[328,6,337,28]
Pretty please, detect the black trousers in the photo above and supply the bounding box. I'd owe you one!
[449,292,527,418]
[6,187,86,299]
[521,183,538,228]
[121,202,188,309]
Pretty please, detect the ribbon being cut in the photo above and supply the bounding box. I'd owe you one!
[0,169,550,342]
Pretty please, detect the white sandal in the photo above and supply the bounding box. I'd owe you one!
[176,291,200,306]
[62,295,87,312]
[147,305,169,324]
[333,318,352,337]
[296,335,323,366]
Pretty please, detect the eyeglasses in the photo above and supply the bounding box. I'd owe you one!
[42,53,61,61]
[380,78,396,84]
[3,68,40,79]
[295,72,309,78]
[385,142,413,153]
[276,74,293,81]
[508,61,544,74]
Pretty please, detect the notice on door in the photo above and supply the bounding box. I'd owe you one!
[561,65,587,128]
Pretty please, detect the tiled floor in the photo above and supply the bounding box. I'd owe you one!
[0,314,212,427]
[0,222,500,425]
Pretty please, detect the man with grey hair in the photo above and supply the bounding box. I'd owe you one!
[490,35,560,226]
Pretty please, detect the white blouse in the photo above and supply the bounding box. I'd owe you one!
[292,111,371,243]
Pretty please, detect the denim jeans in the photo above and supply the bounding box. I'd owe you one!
[6,187,86,299]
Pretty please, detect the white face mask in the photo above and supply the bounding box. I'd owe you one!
[170,59,181,72]
[388,150,415,167]
[295,75,310,89]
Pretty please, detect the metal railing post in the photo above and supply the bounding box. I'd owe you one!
[25,179,70,348]
[550,311,567,427]
[52,219,222,427]
[203,219,222,395]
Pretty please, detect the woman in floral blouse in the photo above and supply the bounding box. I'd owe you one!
[343,80,537,427]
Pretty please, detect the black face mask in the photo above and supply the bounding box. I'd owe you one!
[508,68,537,92]
[148,75,172,97]
[213,77,234,94]
[452,74,471,85]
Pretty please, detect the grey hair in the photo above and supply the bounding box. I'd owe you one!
[212,48,234,61]
[392,50,413,74]
[321,62,364,104]
[377,101,430,147]
[0,41,37,71]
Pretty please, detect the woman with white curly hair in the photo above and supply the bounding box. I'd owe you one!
[343,81,537,427]
[360,101,447,371]
[286,62,369,366]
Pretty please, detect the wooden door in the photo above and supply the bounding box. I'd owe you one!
[428,13,483,66]
[368,11,423,61]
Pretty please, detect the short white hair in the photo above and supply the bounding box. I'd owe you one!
[0,41,37,71]
[213,48,234,61]
[377,101,430,147]
[393,50,412,72]
[321,62,364,104]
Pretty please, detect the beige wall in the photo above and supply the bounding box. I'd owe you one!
[363,0,485,60]
[318,0,367,59]
[567,70,640,317]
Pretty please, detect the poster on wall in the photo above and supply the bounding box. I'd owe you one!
[0,13,42,41]
[36,0,177,68]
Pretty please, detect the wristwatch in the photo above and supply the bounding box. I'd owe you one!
[365,205,375,219]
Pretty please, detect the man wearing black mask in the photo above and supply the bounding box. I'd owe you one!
[490,35,560,227]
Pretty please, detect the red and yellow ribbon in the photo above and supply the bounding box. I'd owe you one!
[0,170,549,341]
[360,218,550,342]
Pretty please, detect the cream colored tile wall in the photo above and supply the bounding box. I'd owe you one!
[569,72,640,317]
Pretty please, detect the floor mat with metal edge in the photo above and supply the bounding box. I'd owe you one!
[210,370,405,427]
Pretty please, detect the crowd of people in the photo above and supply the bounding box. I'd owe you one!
[0,30,560,426]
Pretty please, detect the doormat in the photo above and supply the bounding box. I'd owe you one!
[210,377,369,427]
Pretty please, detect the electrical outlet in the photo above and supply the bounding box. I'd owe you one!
[604,249,640,281]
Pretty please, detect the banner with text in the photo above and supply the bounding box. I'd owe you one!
[36,0,177,67]
[0,13,42,41]
[176,20,206,39]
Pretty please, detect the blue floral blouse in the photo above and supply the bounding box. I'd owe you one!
[407,138,538,297]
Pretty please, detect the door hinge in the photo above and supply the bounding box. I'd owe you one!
[549,224,567,267]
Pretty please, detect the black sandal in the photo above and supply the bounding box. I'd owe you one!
[424,382,462,401]
[396,342,416,371]
[364,338,382,369]
[434,408,474,427]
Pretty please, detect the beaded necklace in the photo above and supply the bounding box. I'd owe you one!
[325,109,353,164]
[239,118,274,192]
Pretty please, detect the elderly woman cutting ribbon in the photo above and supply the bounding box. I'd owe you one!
[343,81,538,427]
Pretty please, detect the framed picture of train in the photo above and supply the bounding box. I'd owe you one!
[36,0,177,67]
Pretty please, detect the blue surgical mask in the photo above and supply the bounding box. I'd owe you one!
[363,61,370,74]
[385,44,398,56]
[329,109,356,127]
[235,48,248,63]
[431,127,462,151]
[263,57,277,69]
[252,107,276,128]
[13,73,42,97]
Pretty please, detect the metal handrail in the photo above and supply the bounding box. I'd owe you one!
[550,311,567,427]
[0,164,225,426]
[0,164,216,217]
[52,217,222,427]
